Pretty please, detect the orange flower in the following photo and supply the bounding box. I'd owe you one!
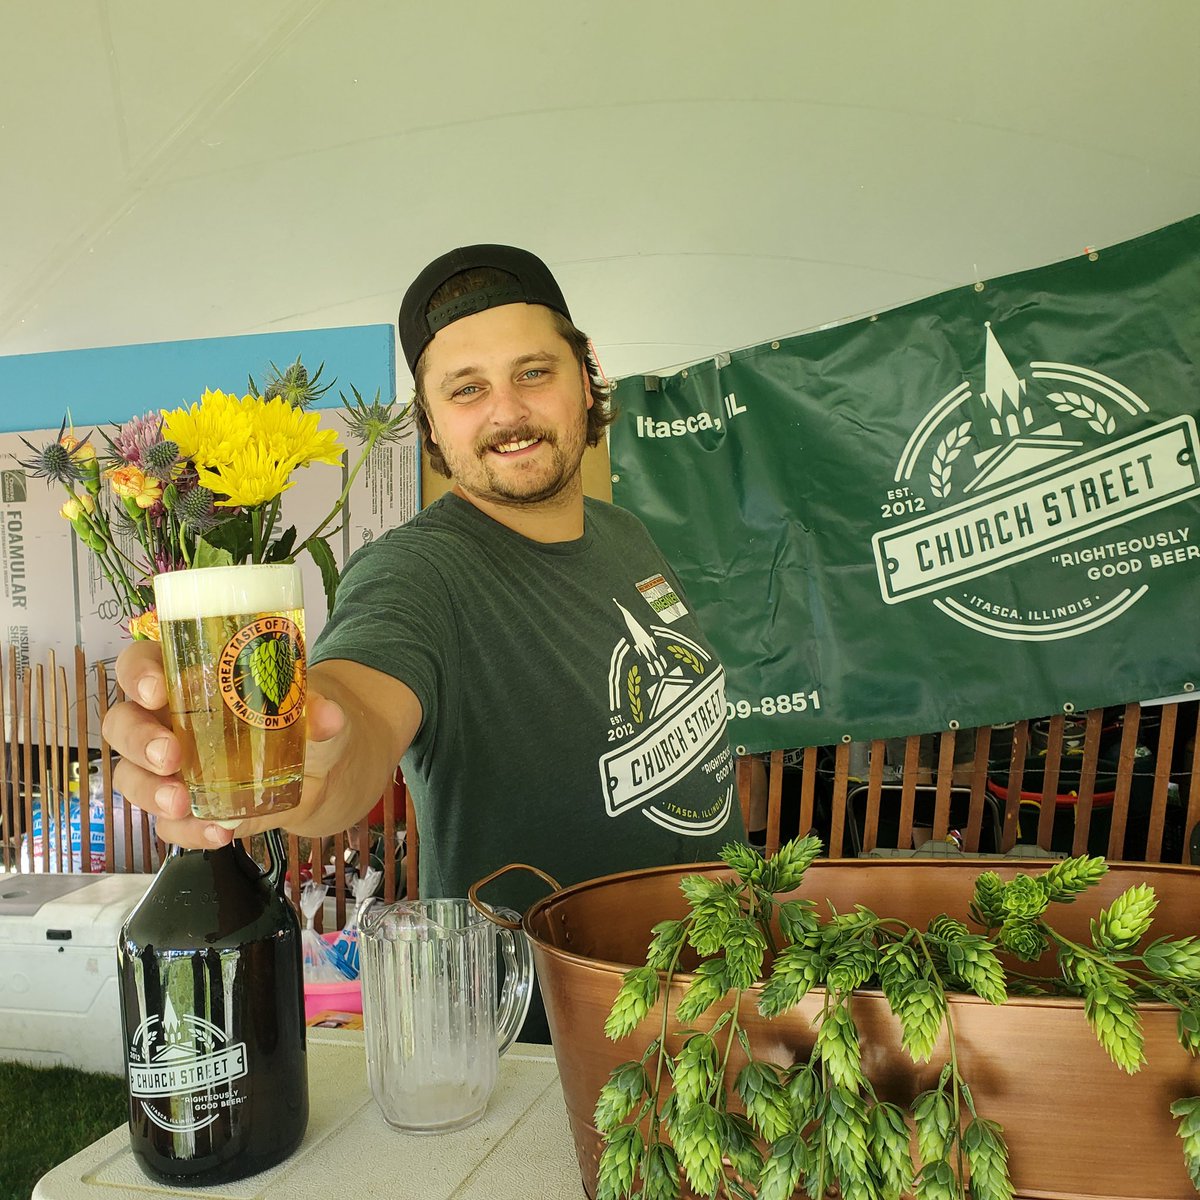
[106,464,162,508]
[60,433,97,463]
[128,609,161,642]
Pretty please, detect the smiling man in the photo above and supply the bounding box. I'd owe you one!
[104,245,745,1036]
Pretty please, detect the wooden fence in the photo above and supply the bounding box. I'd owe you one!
[2,647,1197,928]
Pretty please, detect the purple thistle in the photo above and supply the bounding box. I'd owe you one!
[109,412,164,467]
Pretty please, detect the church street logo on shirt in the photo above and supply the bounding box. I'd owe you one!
[871,323,1200,641]
[599,599,733,835]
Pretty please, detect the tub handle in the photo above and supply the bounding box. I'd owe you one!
[468,863,563,929]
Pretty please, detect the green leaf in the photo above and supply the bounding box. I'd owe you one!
[304,535,341,616]
[192,535,234,569]
[265,524,298,563]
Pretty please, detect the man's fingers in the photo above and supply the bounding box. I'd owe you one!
[305,692,346,744]
[113,639,169,711]
[112,756,191,821]
[153,815,235,850]
[102,698,182,776]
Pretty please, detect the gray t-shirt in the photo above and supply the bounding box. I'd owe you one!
[312,492,744,910]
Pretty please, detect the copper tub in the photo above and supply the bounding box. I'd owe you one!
[518,858,1200,1200]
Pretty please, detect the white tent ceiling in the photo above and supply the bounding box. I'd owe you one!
[1,0,1197,386]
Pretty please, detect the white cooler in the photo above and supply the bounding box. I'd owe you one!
[0,872,154,1075]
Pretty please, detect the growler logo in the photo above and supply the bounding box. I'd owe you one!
[872,324,1200,640]
[598,599,733,834]
[217,617,306,729]
[127,998,247,1132]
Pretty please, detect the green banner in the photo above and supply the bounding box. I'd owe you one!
[610,215,1200,753]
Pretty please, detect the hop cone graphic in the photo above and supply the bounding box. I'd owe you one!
[249,636,296,707]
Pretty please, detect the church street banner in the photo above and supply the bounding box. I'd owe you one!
[609,215,1200,753]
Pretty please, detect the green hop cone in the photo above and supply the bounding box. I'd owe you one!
[595,1122,643,1200]
[778,898,820,947]
[822,1085,872,1189]
[720,839,764,884]
[827,939,878,992]
[913,1087,956,1164]
[758,944,825,1017]
[998,916,1049,962]
[963,1117,1014,1200]
[1083,976,1145,1073]
[604,965,660,1041]
[915,1158,960,1200]
[719,1112,765,1185]
[816,1002,865,1089]
[770,834,824,892]
[675,959,729,1025]
[249,635,295,707]
[896,977,947,1062]
[645,918,688,972]
[947,934,1007,1004]
[878,942,921,1010]
[757,1131,810,1200]
[683,879,741,957]
[1001,874,1050,919]
[672,1034,717,1108]
[970,871,1007,926]
[1092,884,1157,953]
[594,1061,649,1134]
[1171,1097,1200,1189]
[1041,854,1107,902]
[668,1101,724,1197]
[928,914,970,941]
[786,1062,820,1128]
[1144,935,1200,982]
[723,915,768,990]
[869,1102,915,1200]
[1177,1008,1200,1056]
[735,1059,793,1142]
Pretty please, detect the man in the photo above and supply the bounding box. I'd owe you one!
[105,243,744,954]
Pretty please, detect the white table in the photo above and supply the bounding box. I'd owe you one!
[34,1032,587,1200]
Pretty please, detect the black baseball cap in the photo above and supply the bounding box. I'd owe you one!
[398,244,572,374]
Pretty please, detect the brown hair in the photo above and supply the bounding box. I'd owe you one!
[412,266,615,478]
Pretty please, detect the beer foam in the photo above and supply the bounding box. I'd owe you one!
[153,564,303,620]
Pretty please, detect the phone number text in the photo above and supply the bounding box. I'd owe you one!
[726,691,822,719]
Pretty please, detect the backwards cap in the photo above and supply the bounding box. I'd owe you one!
[397,244,572,374]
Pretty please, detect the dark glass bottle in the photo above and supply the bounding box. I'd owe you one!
[117,830,308,1185]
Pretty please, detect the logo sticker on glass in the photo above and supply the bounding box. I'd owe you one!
[217,617,306,730]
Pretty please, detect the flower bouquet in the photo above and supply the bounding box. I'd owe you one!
[20,358,409,639]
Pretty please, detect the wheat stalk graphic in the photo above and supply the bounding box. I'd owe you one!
[627,665,644,724]
[666,644,703,674]
[929,421,973,498]
[1048,391,1115,435]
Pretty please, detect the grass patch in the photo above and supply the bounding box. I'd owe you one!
[0,1061,126,1200]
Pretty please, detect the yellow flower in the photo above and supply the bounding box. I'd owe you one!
[106,464,163,508]
[246,396,343,469]
[129,609,161,642]
[59,493,95,521]
[162,389,251,469]
[197,442,298,508]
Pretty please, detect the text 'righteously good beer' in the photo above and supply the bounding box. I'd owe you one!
[154,564,306,823]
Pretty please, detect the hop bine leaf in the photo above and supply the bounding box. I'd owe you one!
[913,1087,956,1164]
[1041,854,1108,903]
[605,965,660,1041]
[1083,973,1145,1073]
[645,918,688,972]
[667,1101,724,1197]
[672,1034,717,1108]
[1144,935,1200,982]
[594,1061,649,1134]
[756,1131,810,1200]
[595,1122,643,1200]
[675,959,730,1024]
[1091,884,1158,953]
[869,1101,916,1200]
[963,1117,1015,1200]
[1171,1097,1200,1189]
[816,1002,864,1090]
[1001,874,1050,919]
[969,871,1006,927]
[735,1059,794,1142]
[758,943,826,1017]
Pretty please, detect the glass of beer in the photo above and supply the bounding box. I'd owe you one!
[153,563,307,824]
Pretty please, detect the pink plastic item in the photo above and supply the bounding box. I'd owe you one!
[302,931,362,1022]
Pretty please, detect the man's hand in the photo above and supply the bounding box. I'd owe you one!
[103,642,413,848]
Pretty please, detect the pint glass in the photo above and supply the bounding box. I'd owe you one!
[154,563,306,823]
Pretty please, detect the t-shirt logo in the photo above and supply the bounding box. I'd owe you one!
[599,600,733,835]
[635,572,688,623]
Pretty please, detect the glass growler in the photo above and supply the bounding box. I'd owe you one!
[117,829,308,1184]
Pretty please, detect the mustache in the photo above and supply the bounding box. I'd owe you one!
[477,426,555,454]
